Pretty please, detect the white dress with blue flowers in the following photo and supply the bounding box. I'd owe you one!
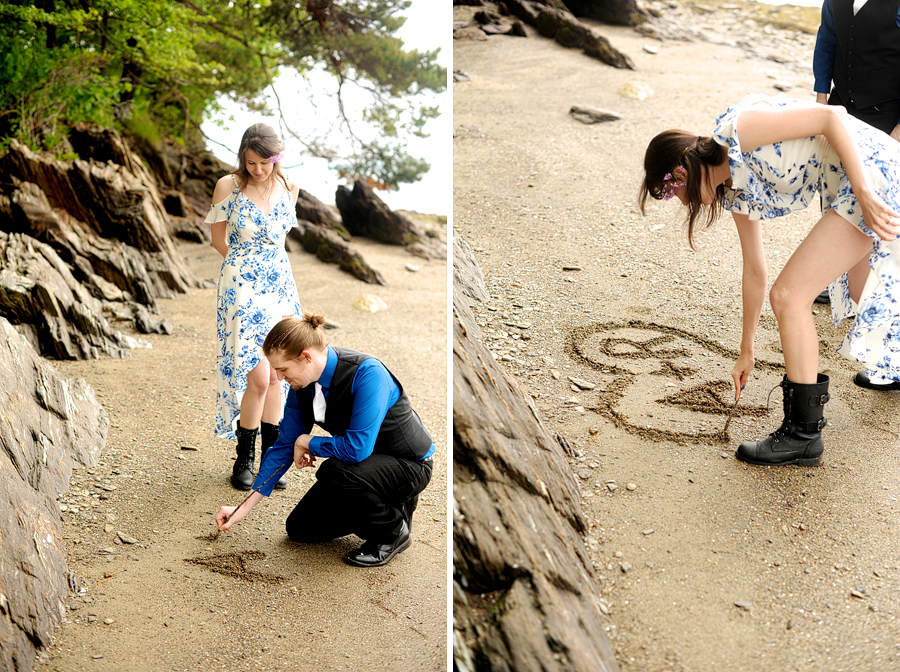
[205,175,303,439]
[713,93,900,382]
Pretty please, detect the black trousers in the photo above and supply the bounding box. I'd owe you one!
[285,453,433,543]
[828,90,900,136]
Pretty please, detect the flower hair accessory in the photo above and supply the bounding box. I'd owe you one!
[268,152,284,164]
[659,172,685,201]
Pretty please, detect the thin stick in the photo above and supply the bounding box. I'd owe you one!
[723,386,745,433]
[213,464,286,539]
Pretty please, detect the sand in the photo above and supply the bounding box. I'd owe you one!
[454,9,900,672]
[35,235,448,672]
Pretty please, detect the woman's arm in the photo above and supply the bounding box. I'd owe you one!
[732,213,767,397]
[288,179,301,206]
[736,103,900,240]
[215,490,264,531]
[209,176,234,257]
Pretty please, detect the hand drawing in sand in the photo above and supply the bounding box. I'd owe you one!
[565,321,784,444]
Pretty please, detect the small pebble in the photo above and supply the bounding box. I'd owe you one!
[642,528,655,536]
[405,263,420,272]
[578,469,592,480]
[626,483,637,491]
[734,601,752,612]
[103,618,114,625]
[92,655,104,660]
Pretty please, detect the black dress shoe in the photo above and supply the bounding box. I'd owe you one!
[344,520,411,568]
[853,371,900,391]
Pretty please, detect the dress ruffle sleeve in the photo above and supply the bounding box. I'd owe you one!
[205,195,230,224]
[712,93,826,220]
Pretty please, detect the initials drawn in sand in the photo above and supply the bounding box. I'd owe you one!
[184,550,285,583]
[565,320,782,445]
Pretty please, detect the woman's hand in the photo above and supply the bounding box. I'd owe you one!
[856,186,900,241]
[731,351,756,399]
[216,504,245,532]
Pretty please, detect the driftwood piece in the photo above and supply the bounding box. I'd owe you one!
[453,237,619,671]
[286,221,386,286]
[0,316,107,672]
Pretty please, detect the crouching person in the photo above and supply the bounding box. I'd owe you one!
[215,310,435,567]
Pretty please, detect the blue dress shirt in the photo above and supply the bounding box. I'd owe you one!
[252,346,435,496]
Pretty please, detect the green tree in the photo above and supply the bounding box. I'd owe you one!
[0,0,445,187]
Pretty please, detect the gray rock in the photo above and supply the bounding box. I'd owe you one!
[568,376,596,390]
[0,318,106,671]
[454,272,618,671]
[336,180,446,259]
[569,105,622,124]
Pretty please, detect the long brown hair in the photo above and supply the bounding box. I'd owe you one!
[263,311,327,359]
[639,130,727,250]
[233,123,289,193]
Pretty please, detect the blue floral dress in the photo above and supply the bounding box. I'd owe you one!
[205,175,303,439]
[713,93,900,382]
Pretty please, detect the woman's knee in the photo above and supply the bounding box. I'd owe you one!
[245,362,270,396]
[769,281,808,320]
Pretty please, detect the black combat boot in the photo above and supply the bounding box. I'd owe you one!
[231,425,258,490]
[259,421,287,489]
[736,374,829,467]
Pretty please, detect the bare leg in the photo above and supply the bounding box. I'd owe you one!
[770,210,871,383]
[239,358,272,430]
[260,365,283,425]
[847,255,871,304]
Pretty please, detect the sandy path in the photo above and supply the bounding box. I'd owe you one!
[454,12,900,672]
[35,237,447,672]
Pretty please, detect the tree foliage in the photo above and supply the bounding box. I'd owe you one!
[0,0,446,186]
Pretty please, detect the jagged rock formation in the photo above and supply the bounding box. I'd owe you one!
[453,237,619,671]
[0,317,107,672]
[504,0,635,68]
[336,180,448,260]
[286,220,386,286]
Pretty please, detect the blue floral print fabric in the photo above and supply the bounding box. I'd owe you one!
[713,93,900,381]
[205,176,302,439]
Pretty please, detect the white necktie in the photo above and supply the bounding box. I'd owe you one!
[313,383,326,423]
[853,0,867,15]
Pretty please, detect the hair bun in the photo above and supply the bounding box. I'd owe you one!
[304,310,326,330]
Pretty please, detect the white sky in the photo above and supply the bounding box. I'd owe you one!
[200,2,451,214]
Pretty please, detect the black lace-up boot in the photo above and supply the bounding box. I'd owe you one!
[259,421,287,489]
[736,374,829,467]
[231,425,257,490]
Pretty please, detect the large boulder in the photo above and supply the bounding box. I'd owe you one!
[0,316,107,672]
[506,0,635,68]
[335,180,447,259]
[453,238,619,671]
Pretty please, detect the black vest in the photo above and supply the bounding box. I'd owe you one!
[832,0,900,109]
[302,347,433,461]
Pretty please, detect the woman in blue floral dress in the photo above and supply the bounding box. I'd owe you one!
[639,94,900,467]
[205,123,303,489]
